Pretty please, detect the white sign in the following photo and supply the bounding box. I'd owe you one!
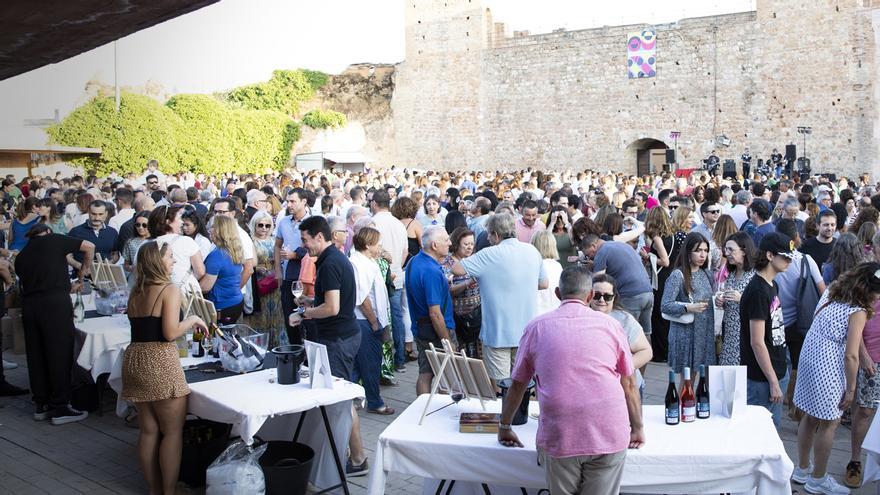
[708,365,747,420]
[304,340,333,389]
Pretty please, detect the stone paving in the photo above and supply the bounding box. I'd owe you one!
[0,349,876,494]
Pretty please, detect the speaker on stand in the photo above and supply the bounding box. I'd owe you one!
[722,160,737,179]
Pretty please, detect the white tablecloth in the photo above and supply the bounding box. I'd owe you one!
[187,368,364,490]
[74,315,130,380]
[368,395,793,495]
[865,409,880,487]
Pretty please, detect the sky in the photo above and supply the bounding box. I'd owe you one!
[0,0,754,144]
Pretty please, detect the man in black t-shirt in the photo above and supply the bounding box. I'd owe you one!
[15,225,94,425]
[740,232,793,427]
[287,216,369,476]
[800,210,836,268]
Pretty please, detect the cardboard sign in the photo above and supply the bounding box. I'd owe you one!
[304,340,333,389]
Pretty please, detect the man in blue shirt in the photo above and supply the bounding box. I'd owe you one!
[406,225,455,395]
[451,213,548,388]
[749,199,776,247]
[274,188,310,344]
[67,200,118,270]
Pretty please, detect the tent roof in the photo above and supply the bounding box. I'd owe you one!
[1,0,218,80]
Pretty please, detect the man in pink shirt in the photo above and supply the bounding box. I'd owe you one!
[498,265,644,495]
[515,200,545,243]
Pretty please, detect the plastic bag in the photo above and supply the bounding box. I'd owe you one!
[206,440,268,495]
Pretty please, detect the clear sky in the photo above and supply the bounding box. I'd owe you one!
[0,0,754,143]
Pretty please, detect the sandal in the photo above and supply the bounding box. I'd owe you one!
[367,406,396,415]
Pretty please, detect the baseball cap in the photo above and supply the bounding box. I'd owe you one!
[759,232,795,259]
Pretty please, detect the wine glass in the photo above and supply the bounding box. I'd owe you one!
[291,280,304,299]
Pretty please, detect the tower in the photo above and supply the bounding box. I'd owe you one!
[392,0,487,169]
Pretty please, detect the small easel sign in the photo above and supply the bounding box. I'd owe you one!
[304,340,333,389]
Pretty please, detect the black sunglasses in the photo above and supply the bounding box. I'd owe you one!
[256,223,272,228]
[135,223,149,228]
[593,292,615,302]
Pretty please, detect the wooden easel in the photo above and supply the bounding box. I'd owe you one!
[418,339,496,425]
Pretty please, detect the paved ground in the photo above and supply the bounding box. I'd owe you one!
[0,350,876,494]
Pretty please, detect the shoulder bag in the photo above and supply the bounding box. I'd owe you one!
[661,268,695,324]
[796,255,821,336]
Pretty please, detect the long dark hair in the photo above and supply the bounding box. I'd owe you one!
[827,261,880,318]
[676,232,710,296]
[181,208,209,238]
[724,232,756,273]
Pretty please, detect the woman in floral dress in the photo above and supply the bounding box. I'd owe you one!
[715,232,756,365]
[244,211,284,346]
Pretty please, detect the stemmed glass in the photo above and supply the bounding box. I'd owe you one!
[291,280,304,299]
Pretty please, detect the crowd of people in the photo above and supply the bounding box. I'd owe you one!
[0,160,878,494]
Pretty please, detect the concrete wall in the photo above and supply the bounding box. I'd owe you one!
[390,0,880,177]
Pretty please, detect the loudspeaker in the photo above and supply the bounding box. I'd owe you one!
[665,149,676,164]
[723,160,737,179]
[785,144,796,161]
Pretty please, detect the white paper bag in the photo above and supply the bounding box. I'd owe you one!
[708,365,747,419]
[304,339,333,389]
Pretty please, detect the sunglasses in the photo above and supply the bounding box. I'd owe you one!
[256,223,272,228]
[706,209,721,214]
[593,292,614,302]
[135,223,149,228]
[669,206,679,211]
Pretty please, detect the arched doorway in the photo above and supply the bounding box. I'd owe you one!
[626,138,669,176]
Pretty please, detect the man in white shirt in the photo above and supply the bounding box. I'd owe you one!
[108,188,134,232]
[726,190,752,229]
[370,189,409,372]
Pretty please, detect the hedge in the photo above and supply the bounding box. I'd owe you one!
[47,93,299,175]
[302,109,347,129]
[225,69,329,116]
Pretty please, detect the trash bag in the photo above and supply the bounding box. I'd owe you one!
[205,440,268,495]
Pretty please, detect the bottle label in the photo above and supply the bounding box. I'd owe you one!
[682,406,696,422]
[665,407,680,424]
[697,402,710,418]
[191,340,199,355]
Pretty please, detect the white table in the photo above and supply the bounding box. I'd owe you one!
[367,395,794,495]
[865,408,880,494]
[188,368,365,494]
[74,315,129,380]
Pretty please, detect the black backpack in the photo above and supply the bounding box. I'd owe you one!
[796,255,821,336]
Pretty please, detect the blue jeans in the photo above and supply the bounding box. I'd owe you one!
[747,369,790,427]
[351,320,384,410]
[389,288,406,367]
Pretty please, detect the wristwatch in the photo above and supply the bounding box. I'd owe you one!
[297,307,306,316]
[498,423,512,431]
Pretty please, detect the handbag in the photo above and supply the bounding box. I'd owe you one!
[256,271,279,296]
[796,255,821,336]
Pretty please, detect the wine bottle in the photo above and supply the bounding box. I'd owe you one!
[191,328,202,357]
[73,293,85,323]
[234,334,264,367]
[209,324,220,359]
[680,367,696,423]
[665,369,680,425]
[194,328,205,358]
[215,326,244,359]
[696,364,710,419]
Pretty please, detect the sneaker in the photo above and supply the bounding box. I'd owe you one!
[804,474,850,495]
[792,464,814,484]
[0,380,28,396]
[844,461,862,488]
[395,364,406,373]
[345,458,369,477]
[50,405,88,426]
[2,359,17,370]
[33,404,52,421]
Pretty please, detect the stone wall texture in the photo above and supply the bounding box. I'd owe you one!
[389,0,880,178]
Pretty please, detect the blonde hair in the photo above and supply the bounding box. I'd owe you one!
[211,216,245,264]
[531,229,559,260]
[671,206,693,233]
[131,241,171,302]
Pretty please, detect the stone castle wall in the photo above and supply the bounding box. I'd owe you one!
[390,0,880,178]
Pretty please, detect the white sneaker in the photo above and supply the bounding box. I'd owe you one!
[805,475,850,495]
[2,359,17,370]
[792,464,814,484]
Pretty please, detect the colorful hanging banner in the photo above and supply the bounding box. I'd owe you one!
[627,29,657,79]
